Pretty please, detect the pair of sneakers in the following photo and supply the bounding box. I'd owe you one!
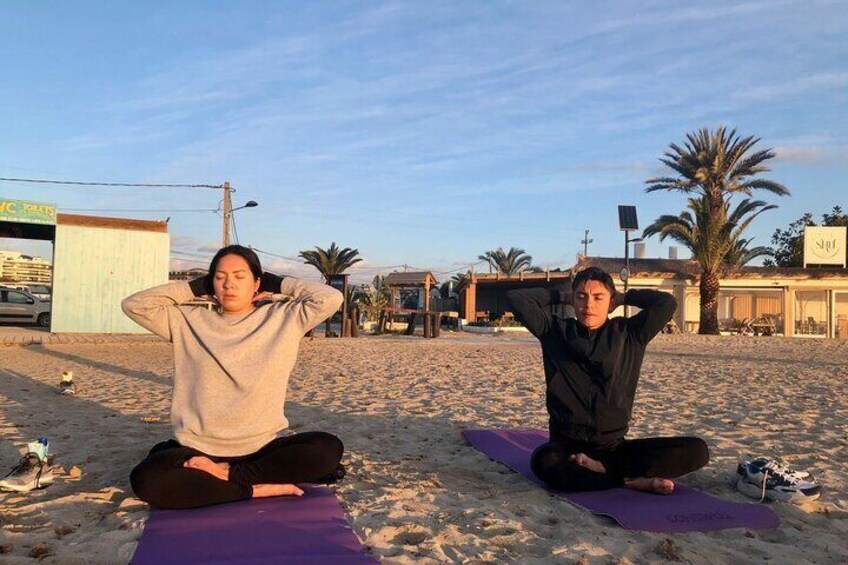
[736,457,820,503]
[0,452,55,492]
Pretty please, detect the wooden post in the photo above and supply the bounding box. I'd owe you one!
[405,313,417,335]
[350,309,360,338]
[340,275,349,338]
[222,181,232,247]
[424,277,431,314]
[342,317,351,337]
[378,309,387,334]
[423,313,431,338]
[432,313,440,338]
[465,280,477,322]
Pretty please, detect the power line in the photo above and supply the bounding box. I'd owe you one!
[250,247,302,262]
[233,246,489,278]
[433,259,488,275]
[63,208,216,213]
[0,176,223,189]
[171,250,213,260]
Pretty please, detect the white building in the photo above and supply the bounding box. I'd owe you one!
[0,251,52,285]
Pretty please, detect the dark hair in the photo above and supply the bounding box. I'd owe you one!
[206,245,263,292]
[571,267,615,295]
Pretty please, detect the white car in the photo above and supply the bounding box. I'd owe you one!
[26,284,52,301]
[0,288,51,327]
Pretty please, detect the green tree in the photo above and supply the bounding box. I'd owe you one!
[477,247,533,275]
[298,242,363,280]
[351,283,388,323]
[644,197,779,334]
[765,206,848,267]
[644,127,789,334]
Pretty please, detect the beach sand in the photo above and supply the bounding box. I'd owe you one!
[0,333,846,564]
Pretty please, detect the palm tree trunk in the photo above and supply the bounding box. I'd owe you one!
[698,270,721,334]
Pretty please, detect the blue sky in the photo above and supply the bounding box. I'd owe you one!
[1,1,846,281]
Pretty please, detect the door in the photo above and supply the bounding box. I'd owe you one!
[0,290,37,322]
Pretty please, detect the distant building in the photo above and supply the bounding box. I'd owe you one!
[169,267,208,281]
[457,256,848,339]
[457,269,572,322]
[0,251,52,284]
[576,256,848,338]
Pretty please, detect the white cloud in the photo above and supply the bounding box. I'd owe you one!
[773,145,848,164]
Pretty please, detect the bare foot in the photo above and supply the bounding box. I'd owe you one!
[569,453,607,473]
[252,483,304,498]
[624,477,675,494]
[184,456,230,481]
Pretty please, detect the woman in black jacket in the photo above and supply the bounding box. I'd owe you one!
[505,267,708,494]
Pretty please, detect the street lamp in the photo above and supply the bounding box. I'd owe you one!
[223,200,259,246]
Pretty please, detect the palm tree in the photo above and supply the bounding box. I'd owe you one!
[477,247,533,275]
[298,242,363,280]
[644,127,789,334]
[438,281,452,299]
[351,283,388,323]
[451,272,470,287]
[644,197,777,334]
[723,237,774,272]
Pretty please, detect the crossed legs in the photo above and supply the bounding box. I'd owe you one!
[531,435,709,494]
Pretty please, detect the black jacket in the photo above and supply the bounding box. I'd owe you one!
[505,287,676,445]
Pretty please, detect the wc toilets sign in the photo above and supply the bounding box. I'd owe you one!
[0,199,57,225]
[804,226,847,267]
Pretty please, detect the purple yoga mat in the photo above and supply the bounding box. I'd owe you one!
[131,485,377,565]
[463,428,780,533]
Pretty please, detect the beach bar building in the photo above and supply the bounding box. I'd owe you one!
[457,270,572,322]
[573,257,848,339]
[456,256,848,339]
[384,271,439,311]
[0,198,169,333]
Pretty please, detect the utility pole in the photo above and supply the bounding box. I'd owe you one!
[222,181,232,247]
[581,229,593,257]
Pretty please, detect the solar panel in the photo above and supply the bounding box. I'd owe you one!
[618,205,638,231]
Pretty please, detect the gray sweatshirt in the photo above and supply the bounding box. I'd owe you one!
[121,275,343,456]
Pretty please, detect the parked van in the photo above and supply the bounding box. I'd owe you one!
[0,288,51,327]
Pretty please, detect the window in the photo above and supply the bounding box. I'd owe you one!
[795,291,827,336]
[718,289,784,334]
[6,291,33,304]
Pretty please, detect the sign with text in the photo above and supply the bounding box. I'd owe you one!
[0,199,57,225]
[804,226,847,267]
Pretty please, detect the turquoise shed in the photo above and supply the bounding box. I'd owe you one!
[51,214,169,333]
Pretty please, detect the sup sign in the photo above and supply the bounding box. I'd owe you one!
[804,226,847,267]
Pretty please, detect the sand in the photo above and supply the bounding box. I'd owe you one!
[0,333,846,564]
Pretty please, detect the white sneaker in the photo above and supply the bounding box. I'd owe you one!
[0,453,54,492]
[736,458,820,503]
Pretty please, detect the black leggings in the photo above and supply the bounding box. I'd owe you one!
[130,431,344,509]
[531,435,709,492]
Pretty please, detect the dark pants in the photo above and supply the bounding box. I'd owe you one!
[531,435,709,492]
[130,431,345,509]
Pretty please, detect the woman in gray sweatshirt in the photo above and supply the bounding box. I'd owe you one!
[123,245,345,509]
